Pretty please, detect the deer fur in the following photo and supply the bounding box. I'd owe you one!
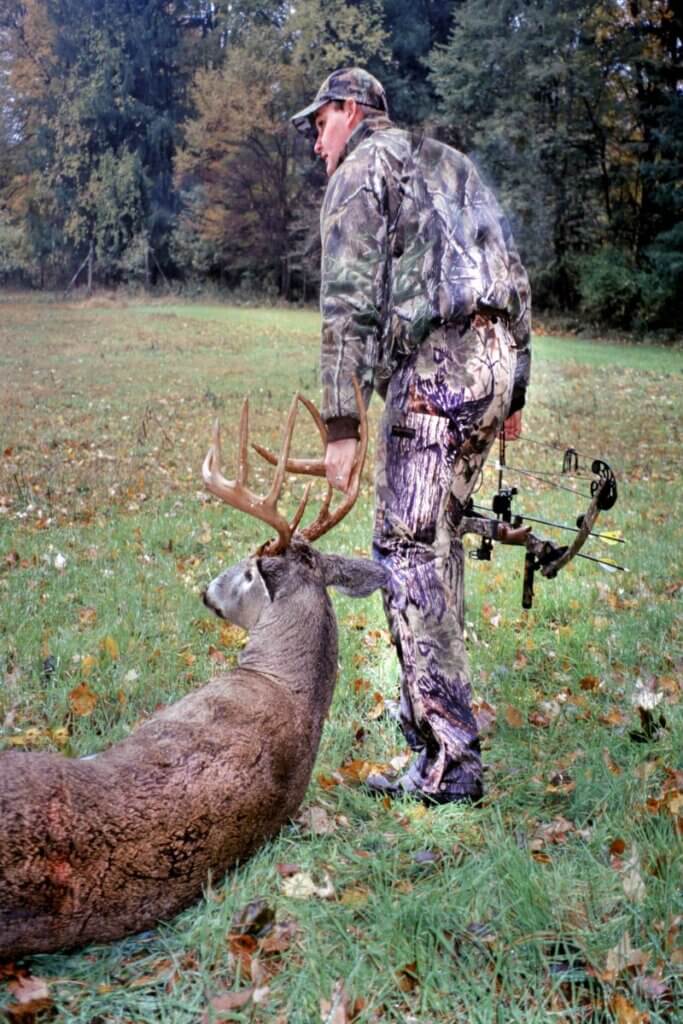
[0,538,388,959]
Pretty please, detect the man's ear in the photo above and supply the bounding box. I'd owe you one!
[320,554,389,597]
[344,98,362,127]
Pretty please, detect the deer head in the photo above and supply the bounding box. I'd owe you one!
[201,381,387,633]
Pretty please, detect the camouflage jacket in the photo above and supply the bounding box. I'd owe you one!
[319,115,531,437]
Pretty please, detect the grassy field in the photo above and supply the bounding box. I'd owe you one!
[0,293,681,1023]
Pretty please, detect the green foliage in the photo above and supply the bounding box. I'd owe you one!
[430,0,683,330]
[1,0,680,329]
[577,247,641,328]
[173,0,389,293]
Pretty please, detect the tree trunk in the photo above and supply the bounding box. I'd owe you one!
[86,240,94,296]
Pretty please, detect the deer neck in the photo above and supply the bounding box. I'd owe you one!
[237,592,338,723]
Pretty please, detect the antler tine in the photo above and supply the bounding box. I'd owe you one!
[202,405,296,554]
[237,397,249,485]
[266,393,300,502]
[252,393,327,477]
[301,376,369,543]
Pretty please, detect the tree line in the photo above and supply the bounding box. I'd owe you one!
[0,0,680,333]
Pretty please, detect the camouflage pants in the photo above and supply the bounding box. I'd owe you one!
[373,316,516,802]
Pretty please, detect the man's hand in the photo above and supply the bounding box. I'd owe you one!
[503,410,523,441]
[325,438,358,492]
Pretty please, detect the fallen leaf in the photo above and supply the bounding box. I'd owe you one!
[634,973,672,1003]
[203,987,253,1019]
[69,681,98,716]
[632,676,664,710]
[505,705,524,728]
[100,634,119,659]
[603,748,622,775]
[367,693,385,720]
[620,848,646,903]
[320,979,350,1023]
[258,920,298,956]
[281,870,335,900]
[339,758,390,783]
[208,645,226,664]
[275,863,301,878]
[339,885,370,907]
[78,607,97,626]
[579,674,600,691]
[604,932,650,982]
[600,707,627,727]
[8,976,50,1004]
[473,699,497,735]
[253,985,270,1006]
[298,805,337,836]
[530,816,575,849]
[609,992,649,1024]
[6,974,52,1022]
[528,709,551,728]
[316,773,340,790]
[513,649,528,669]
[396,961,419,993]
[219,622,247,648]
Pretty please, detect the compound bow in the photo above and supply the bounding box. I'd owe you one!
[458,432,625,608]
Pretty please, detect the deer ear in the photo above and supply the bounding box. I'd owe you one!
[255,557,281,602]
[320,554,389,597]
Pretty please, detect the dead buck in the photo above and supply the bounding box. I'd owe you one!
[0,383,386,959]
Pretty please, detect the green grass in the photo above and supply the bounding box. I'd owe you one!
[0,295,681,1023]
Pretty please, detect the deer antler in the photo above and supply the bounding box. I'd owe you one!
[202,394,310,555]
[252,377,369,544]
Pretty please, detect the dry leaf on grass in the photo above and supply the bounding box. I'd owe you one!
[339,885,370,907]
[620,848,647,903]
[609,992,649,1024]
[603,931,650,983]
[69,681,98,716]
[320,979,351,1024]
[473,699,497,735]
[297,805,338,836]
[281,869,335,900]
[505,705,524,728]
[100,634,119,659]
[6,974,52,1022]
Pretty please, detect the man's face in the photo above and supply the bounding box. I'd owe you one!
[313,101,356,176]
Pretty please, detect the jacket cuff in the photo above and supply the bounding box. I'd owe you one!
[324,416,361,442]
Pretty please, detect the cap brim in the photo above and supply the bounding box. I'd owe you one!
[290,97,327,135]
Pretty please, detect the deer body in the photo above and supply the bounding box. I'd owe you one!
[1,386,381,959]
[0,543,386,959]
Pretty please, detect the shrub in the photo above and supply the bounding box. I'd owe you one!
[577,246,640,328]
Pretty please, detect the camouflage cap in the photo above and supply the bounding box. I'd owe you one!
[291,67,388,135]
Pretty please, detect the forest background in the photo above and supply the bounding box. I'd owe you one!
[0,0,681,336]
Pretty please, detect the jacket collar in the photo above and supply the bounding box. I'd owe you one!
[339,114,393,167]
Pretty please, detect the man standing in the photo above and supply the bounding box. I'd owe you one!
[291,68,531,805]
